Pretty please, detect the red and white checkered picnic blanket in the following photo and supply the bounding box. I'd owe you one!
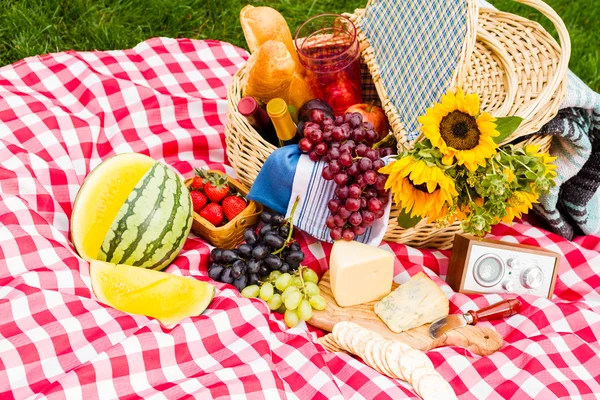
[0,38,599,400]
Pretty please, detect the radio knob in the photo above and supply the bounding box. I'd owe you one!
[502,280,516,292]
[521,266,544,289]
[507,258,523,270]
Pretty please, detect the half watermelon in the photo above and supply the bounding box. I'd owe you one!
[71,153,192,270]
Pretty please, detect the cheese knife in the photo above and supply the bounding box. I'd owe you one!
[429,299,522,339]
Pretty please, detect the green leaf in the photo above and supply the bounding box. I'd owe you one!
[397,209,422,229]
[494,116,524,144]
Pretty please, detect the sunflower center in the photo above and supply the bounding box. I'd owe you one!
[439,111,480,150]
[452,122,468,138]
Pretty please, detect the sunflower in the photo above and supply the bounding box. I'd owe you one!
[380,156,458,220]
[501,190,539,224]
[418,89,499,172]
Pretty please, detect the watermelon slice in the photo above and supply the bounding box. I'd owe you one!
[90,260,215,327]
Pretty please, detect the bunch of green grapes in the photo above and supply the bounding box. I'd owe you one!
[241,265,327,327]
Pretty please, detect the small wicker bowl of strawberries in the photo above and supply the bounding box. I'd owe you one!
[185,169,262,248]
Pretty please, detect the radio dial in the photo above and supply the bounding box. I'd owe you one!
[507,257,523,270]
[521,266,544,289]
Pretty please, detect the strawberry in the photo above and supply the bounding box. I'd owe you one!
[190,191,207,213]
[195,168,230,203]
[200,203,224,226]
[194,167,212,183]
[222,195,247,221]
[189,176,205,191]
[204,179,230,203]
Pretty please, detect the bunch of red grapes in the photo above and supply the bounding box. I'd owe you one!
[298,110,394,241]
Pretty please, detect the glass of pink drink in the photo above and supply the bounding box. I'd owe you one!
[295,14,363,116]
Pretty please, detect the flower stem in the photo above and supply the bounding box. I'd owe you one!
[499,147,535,174]
[273,196,300,255]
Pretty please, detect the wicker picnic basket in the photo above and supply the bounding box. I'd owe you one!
[185,172,263,248]
[225,0,570,249]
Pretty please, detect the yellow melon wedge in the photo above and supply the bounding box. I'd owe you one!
[90,260,215,327]
[71,153,156,262]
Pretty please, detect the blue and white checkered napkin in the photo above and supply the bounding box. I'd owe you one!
[360,0,471,141]
[247,146,392,246]
[286,155,392,246]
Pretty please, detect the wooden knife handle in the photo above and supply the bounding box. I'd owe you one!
[468,299,522,325]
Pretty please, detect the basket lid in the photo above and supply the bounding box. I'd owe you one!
[359,0,478,141]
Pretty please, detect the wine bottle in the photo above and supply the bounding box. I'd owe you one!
[266,98,300,147]
[238,97,279,147]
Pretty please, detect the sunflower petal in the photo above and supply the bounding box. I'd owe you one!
[525,144,540,155]
[440,91,458,112]
[464,93,480,116]
[455,90,466,113]
[418,113,441,126]
[426,180,437,193]
[476,112,496,122]
[477,121,500,137]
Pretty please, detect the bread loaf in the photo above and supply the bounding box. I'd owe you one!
[240,5,300,68]
[240,5,315,111]
[242,40,295,104]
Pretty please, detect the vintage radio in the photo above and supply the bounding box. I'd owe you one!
[446,234,561,298]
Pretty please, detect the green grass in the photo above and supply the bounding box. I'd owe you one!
[0,0,598,91]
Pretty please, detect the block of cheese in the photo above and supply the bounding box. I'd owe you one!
[374,272,449,333]
[329,240,394,307]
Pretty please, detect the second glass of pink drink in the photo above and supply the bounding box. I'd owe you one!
[295,14,363,116]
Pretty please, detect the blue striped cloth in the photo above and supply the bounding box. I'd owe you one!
[286,155,391,246]
[248,147,392,246]
[360,0,469,141]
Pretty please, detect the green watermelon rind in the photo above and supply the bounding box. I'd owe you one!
[98,162,193,271]
[70,152,156,262]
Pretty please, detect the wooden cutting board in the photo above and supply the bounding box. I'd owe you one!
[308,272,503,356]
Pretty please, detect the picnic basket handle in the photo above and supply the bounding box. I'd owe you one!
[480,0,570,124]
[473,29,518,118]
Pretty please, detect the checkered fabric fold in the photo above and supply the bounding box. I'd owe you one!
[0,38,599,399]
[360,0,470,140]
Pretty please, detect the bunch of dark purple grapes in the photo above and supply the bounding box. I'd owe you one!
[207,210,305,292]
[297,111,393,241]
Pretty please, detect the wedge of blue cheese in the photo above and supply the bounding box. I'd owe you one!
[374,272,449,333]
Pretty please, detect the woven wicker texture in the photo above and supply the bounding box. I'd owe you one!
[225,0,569,249]
[474,2,570,143]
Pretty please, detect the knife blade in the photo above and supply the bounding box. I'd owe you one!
[429,298,521,339]
[429,313,473,338]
